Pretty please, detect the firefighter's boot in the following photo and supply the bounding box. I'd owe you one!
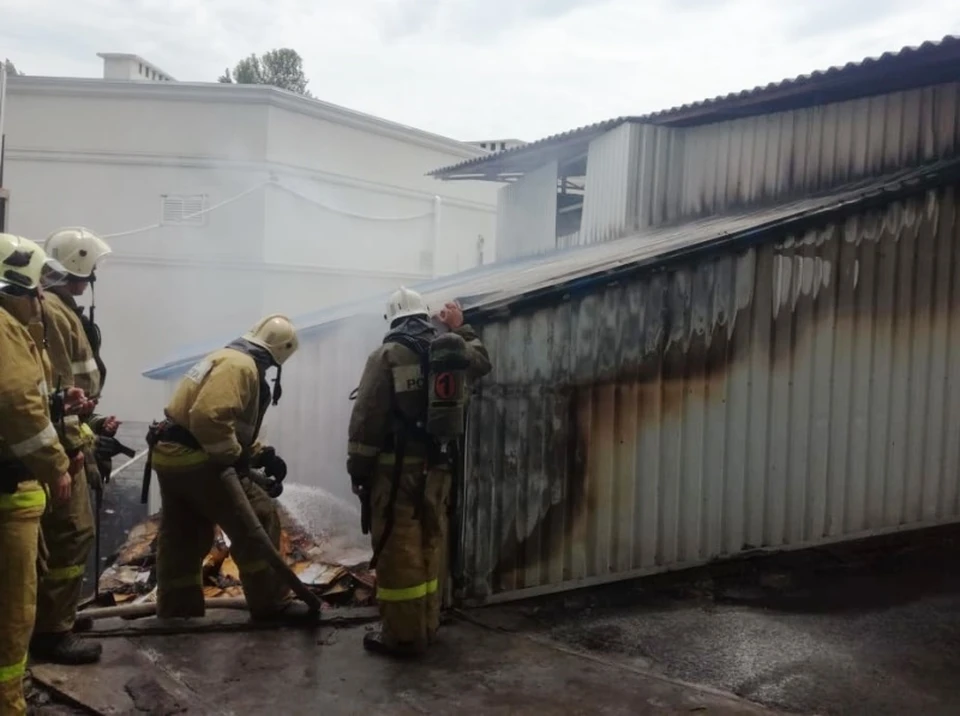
[29,632,102,665]
[362,629,424,658]
[72,616,94,633]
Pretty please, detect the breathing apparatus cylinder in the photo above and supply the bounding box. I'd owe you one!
[426,332,471,444]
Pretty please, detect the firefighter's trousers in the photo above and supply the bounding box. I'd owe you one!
[0,481,46,716]
[155,463,288,618]
[370,456,450,653]
[34,467,94,635]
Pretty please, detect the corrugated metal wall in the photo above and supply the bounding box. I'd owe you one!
[670,82,960,222]
[579,123,641,245]
[461,184,960,603]
[635,124,685,230]
[495,160,559,262]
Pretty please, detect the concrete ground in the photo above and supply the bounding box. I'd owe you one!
[35,442,960,716]
[32,618,775,715]
[472,527,960,716]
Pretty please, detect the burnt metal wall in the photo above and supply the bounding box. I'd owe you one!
[461,184,960,603]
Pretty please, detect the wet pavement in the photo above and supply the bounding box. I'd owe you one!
[473,526,960,716]
[37,619,774,715]
[40,445,960,715]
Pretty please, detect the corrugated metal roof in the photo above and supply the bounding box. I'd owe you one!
[428,116,639,180]
[145,156,960,380]
[446,157,960,319]
[646,35,960,126]
[432,35,960,180]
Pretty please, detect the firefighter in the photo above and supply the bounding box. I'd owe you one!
[26,228,114,665]
[347,286,491,656]
[0,234,78,714]
[149,314,298,619]
[43,227,121,476]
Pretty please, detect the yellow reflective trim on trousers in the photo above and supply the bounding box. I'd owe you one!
[164,574,204,590]
[0,488,47,512]
[0,654,27,684]
[348,442,379,457]
[151,450,210,468]
[377,454,427,466]
[376,578,438,602]
[44,564,85,581]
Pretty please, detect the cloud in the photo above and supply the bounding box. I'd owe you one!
[378,0,602,43]
[1,0,959,141]
[784,0,907,41]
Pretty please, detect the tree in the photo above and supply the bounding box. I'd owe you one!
[3,59,22,76]
[217,49,311,97]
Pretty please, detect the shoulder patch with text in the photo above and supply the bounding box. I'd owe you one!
[185,359,214,384]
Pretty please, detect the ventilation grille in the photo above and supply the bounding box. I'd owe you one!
[160,194,207,226]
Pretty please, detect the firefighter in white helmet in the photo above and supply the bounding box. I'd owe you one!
[0,234,88,714]
[28,227,115,665]
[347,286,491,656]
[147,315,300,618]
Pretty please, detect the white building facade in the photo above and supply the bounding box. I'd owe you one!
[2,56,499,421]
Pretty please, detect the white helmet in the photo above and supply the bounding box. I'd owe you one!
[385,286,429,323]
[44,227,112,280]
[243,314,299,366]
[0,233,47,292]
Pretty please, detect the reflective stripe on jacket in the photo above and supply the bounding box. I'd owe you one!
[0,308,70,485]
[39,291,102,453]
[44,291,102,400]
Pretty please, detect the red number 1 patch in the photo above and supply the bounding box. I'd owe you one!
[434,372,456,400]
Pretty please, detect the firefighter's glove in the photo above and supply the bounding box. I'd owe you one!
[265,479,284,499]
[264,454,287,483]
[247,468,283,499]
[253,446,287,482]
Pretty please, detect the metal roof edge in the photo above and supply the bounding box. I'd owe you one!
[430,35,960,179]
[644,35,960,127]
[428,117,638,179]
[467,157,960,323]
[144,158,960,382]
[142,253,551,380]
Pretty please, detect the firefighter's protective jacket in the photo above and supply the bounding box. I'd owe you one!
[162,347,269,465]
[44,292,102,400]
[41,292,102,456]
[347,322,491,480]
[0,308,71,485]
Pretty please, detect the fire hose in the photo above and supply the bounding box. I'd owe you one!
[216,466,323,612]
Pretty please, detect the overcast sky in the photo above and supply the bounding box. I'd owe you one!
[3,0,960,142]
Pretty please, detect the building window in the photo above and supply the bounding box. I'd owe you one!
[139,63,143,75]
[500,142,506,150]
[160,194,208,226]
